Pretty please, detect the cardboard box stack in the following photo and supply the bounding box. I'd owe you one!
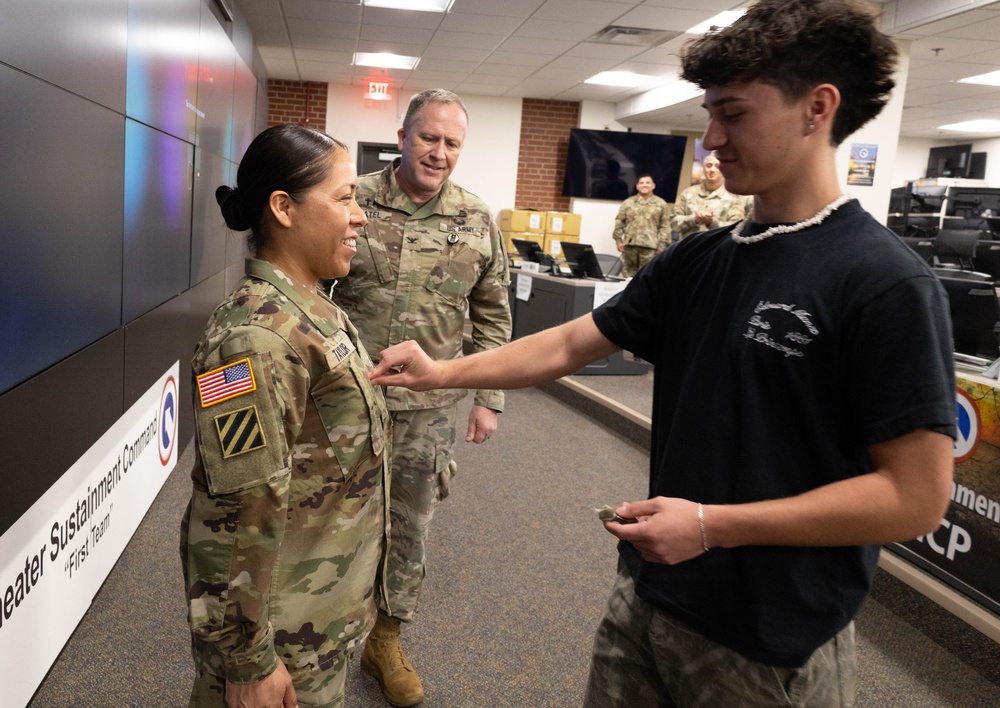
[542,211,581,259]
[499,209,545,255]
[500,209,584,260]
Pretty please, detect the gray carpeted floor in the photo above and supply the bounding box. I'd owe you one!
[25,382,1000,707]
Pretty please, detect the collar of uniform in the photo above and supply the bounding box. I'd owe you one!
[244,257,341,337]
[698,183,726,198]
[373,158,461,217]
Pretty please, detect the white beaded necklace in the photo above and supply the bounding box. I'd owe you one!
[730,194,853,244]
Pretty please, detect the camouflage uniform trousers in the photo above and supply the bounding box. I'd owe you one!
[621,245,657,279]
[383,404,459,621]
[188,652,349,707]
[583,562,858,708]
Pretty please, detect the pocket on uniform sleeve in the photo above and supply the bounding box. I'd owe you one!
[195,351,289,496]
[184,492,241,638]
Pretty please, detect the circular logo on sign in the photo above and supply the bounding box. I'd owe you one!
[858,147,870,159]
[954,388,980,463]
[159,375,178,466]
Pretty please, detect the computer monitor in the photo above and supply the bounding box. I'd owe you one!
[511,238,554,266]
[560,242,604,279]
[935,272,1000,359]
[945,187,1000,219]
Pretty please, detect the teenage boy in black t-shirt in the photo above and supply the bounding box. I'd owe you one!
[369,1,956,704]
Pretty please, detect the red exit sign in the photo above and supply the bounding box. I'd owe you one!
[367,81,391,100]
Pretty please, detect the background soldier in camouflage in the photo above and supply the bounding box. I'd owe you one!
[181,125,390,708]
[331,88,511,707]
[612,173,672,278]
[670,152,752,240]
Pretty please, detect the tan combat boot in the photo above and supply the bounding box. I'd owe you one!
[361,613,424,706]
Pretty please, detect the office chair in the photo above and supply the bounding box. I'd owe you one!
[933,229,982,271]
[595,253,623,277]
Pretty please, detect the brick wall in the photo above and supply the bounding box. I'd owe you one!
[515,99,580,212]
[266,80,328,128]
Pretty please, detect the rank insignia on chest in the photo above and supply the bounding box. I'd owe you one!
[197,358,256,407]
[447,232,460,244]
[214,404,267,458]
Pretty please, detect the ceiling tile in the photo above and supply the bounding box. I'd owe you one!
[448,0,545,18]
[615,6,707,32]
[511,19,598,41]
[531,0,635,25]
[496,36,576,55]
[429,30,507,50]
[360,6,446,30]
[360,25,435,45]
[438,12,526,34]
[283,0,363,22]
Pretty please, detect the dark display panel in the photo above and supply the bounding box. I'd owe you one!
[0,0,127,113]
[0,65,125,395]
[926,143,973,179]
[562,128,687,202]
[123,119,195,324]
[196,4,237,159]
[0,332,124,536]
[191,149,233,286]
[232,57,260,162]
[126,0,201,142]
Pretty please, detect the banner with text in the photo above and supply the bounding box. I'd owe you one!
[0,363,180,706]
[891,375,1000,615]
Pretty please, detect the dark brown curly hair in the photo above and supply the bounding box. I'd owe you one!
[680,0,897,146]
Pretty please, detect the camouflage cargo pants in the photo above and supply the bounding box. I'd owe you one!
[583,562,858,707]
[383,405,458,621]
[188,653,349,707]
[621,245,657,278]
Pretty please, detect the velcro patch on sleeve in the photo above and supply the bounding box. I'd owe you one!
[214,405,267,458]
[197,358,256,407]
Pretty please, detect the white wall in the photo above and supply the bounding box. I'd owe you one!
[893,136,936,186]
[324,85,520,216]
[834,41,910,224]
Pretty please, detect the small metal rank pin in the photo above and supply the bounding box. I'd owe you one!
[593,505,637,524]
[447,231,460,245]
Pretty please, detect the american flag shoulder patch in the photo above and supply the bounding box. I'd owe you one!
[197,358,256,407]
[214,405,267,458]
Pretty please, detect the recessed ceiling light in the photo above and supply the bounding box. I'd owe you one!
[957,70,1000,87]
[363,0,455,11]
[353,52,420,70]
[686,10,746,35]
[585,71,647,88]
[937,119,1000,133]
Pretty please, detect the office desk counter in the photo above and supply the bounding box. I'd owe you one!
[508,269,648,376]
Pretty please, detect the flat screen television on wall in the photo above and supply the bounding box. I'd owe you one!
[562,128,687,202]
[926,143,973,179]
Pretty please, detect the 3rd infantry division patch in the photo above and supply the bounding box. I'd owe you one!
[215,405,267,458]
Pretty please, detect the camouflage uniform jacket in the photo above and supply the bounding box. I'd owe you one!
[331,159,512,412]
[181,258,391,685]
[613,194,672,250]
[670,183,753,240]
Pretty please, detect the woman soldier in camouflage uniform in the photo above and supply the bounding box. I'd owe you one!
[180,124,391,708]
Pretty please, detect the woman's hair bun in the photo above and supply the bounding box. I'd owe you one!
[216,185,252,231]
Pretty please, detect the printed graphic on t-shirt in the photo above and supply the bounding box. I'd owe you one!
[743,300,819,358]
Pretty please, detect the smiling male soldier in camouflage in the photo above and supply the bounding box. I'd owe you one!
[330,88,511,707]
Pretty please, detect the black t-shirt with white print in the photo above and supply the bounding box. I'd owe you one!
[593,199,956,667]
